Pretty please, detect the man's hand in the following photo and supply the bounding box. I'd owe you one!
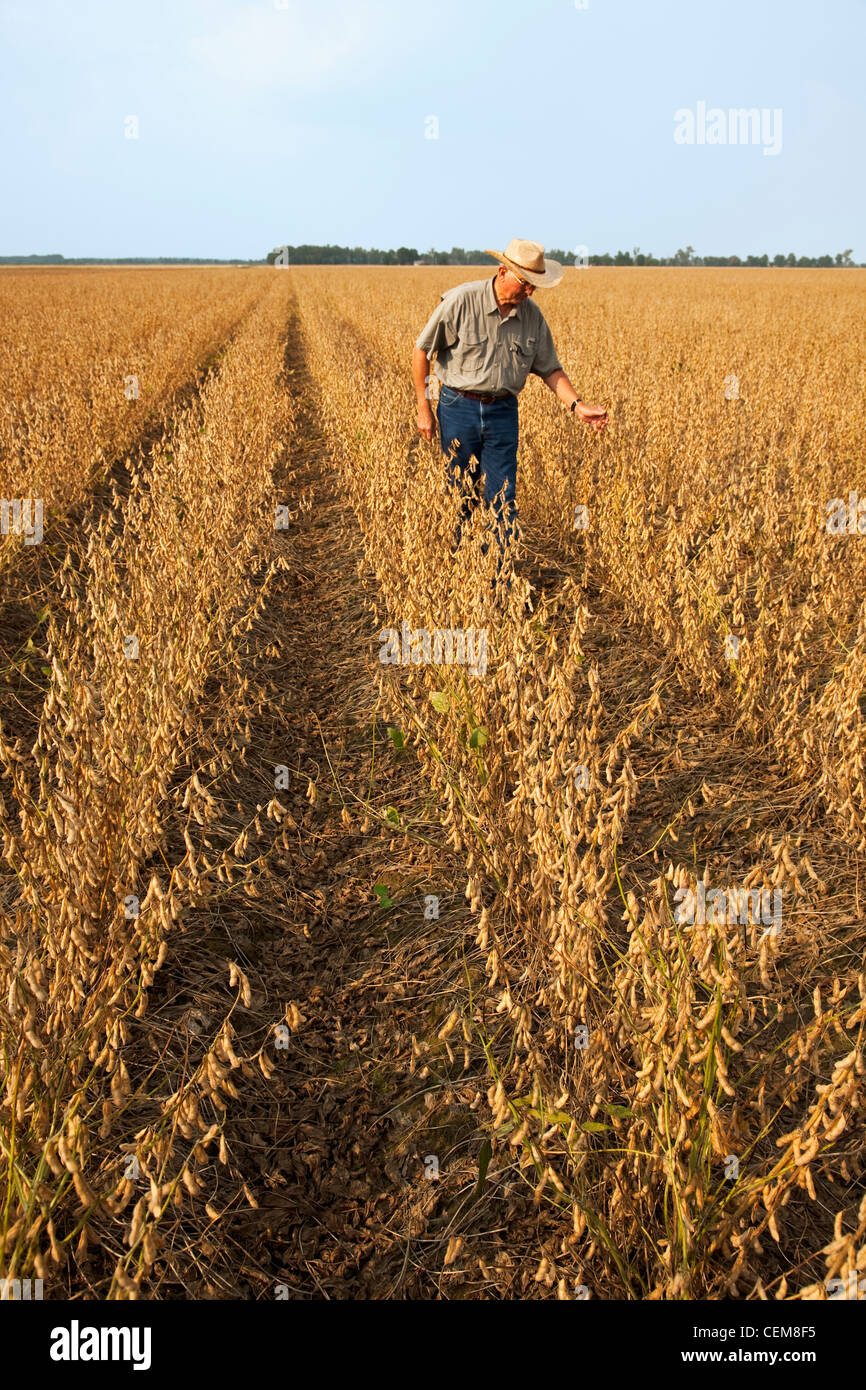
[542,370,608,431]
[417,402,436,441]
[574,401,608,433]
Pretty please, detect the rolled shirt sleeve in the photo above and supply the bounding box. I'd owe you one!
[415,295,459,356]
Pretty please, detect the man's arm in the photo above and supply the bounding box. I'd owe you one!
[540,368,608,432]
[414,293,460,440]
[413,346,436,441]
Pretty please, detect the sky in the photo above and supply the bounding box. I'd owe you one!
[1,0,864,260]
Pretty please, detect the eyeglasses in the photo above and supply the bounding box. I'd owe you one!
[511,272,535,292]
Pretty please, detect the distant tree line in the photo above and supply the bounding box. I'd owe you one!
[266,243,861,267]
[265,244,489,265]
[548,246,859,268]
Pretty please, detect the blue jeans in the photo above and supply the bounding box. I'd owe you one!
[436,384,519,567]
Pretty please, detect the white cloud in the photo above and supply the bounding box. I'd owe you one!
[188,1,374,88]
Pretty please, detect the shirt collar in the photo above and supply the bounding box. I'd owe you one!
[486,274,519,320]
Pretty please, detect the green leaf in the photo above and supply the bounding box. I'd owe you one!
[373,883,393,908]
[384,806,400,825]
[469,726,488,750]
[524,1106,571,1124]
[601,1103,633,1119]
[387,726,405,751]
[430,691,449,713]
[578,1120,610,1133]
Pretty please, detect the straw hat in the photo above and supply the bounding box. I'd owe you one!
[484,238,564,288]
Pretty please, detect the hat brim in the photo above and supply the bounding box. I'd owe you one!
[484,250,564,288]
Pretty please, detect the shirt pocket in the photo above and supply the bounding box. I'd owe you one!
[457,336,487,370]
[511,335,537,373]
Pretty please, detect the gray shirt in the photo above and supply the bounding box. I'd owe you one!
[415,275,563,395]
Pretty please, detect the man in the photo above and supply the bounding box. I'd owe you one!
[413,238,608,565]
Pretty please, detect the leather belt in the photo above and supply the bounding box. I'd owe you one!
[445,386,511,403]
